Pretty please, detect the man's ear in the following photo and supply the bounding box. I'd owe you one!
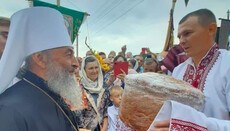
[31,52,49,69]
[208,22,217,36]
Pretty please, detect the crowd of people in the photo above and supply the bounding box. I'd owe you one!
[0,6,230,131]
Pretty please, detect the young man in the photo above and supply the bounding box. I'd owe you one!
[0,17,10,59]
[0,7,82,131]
[152,9,230,130]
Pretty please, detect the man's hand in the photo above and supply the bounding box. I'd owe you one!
[121,45,126,52]
[106,71,116,85]
[150,120,170,131]
[116,69,126,82]
[146,48,152,54]
[100,118,108,131]
[121,45,127,56]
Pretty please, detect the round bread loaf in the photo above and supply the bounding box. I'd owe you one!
[119,72,205,131]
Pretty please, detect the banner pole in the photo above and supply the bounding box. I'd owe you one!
[76,33,79,57]
[57,0,60,7]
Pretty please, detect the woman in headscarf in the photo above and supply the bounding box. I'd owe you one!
[77,56,110,131]
[128,58,138,74]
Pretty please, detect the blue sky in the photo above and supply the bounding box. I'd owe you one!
[0,0,230,57]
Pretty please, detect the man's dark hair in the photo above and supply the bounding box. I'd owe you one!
[113,54,127,63]
[99,52,106,56]
[179,9,216,27]
[0,17,10,26]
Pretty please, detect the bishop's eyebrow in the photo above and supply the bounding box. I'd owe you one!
[65,48,74,54]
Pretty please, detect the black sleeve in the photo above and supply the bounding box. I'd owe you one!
[0,105,28,131]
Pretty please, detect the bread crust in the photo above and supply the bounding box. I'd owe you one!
[119,72,205,131]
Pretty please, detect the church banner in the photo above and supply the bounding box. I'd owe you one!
[33,0,87,43]
[218,19,230,49]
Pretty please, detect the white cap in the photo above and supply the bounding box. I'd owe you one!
[0,7,72,94]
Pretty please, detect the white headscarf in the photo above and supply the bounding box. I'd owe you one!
[80,56,103,94]
[0,7,72,94]
[130,58,139,71]
[133,59,139,71]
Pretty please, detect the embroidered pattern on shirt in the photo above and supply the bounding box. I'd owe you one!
[115,115,120,131]
[183,44,220,92]
[171,118,208,131]
[115,114,134,131]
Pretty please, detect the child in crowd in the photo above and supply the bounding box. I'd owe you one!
[107,85,133,131]
[143,58,158,73]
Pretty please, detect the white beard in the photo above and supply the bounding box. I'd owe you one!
[46,61,83,110]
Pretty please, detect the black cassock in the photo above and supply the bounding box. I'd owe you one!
[0,71,79,131]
